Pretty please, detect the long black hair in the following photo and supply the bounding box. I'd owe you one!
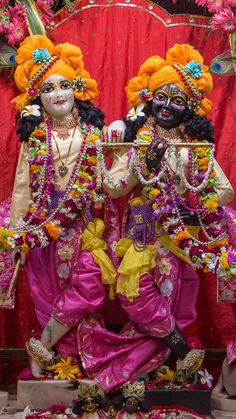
[16,98,105,142]
[123,101,214,143]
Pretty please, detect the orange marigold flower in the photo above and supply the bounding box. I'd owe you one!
[198,157,210,167]
[44,224,61,240]
[31,164,40,173]
[208,239,229,250]
[173,230,191,246]
[195,147,206,157]
[140,146,148,153]
[210,169,216,179]
[31,129,46,137]
[87,157,97,165]
[71,190,79,199]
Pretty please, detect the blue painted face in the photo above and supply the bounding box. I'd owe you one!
[151,84,187,129]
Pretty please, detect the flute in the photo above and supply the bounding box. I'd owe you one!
[101,142,214,148]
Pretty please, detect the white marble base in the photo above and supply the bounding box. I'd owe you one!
[17,379,95,410]
[0,391,8,407]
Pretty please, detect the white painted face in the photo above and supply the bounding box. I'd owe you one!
[40,74,74,119]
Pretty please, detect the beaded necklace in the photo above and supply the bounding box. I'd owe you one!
[0,121,101,252]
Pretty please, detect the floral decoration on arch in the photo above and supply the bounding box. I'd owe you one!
[195,0,236,32]
[0,0,74,47]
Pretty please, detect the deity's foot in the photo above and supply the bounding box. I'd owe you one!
[26,337,54,379]
[176,348,205,373]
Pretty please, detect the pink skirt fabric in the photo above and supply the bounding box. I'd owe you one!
[78,247,200,392]
[27,226,106,358]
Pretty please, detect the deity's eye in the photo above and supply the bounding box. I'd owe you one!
[172,96,186,106]
[154,92,167,101]
[40,84,54,94]
[61,81,72,90]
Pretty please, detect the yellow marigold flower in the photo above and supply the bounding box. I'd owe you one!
[220,252,229,269]
[152,203,158,210]
[129,197,144,207]
[44,223,61,240]
[37,149,46,156]
[52,356,81,380]
[31,129,45,137]
[173,230,191,246]
[140,135,152,143]
[155,368,175,382]
[21,242,30,253]
[78,172,90,180]
[203,200,218,213]
[89,134,99,143]
[210,195,219,203]
[148,188,161,200]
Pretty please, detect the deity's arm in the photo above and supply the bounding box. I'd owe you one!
[10,143,32,227]
[103,150,138,198]
[214,159,234,206]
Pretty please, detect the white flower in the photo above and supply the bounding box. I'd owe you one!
[198,368,213,388]
[21,104,41,118]
[156,241,169,256]
[57,263,70,279]
[160,279,174,297]
[126,104,145,121]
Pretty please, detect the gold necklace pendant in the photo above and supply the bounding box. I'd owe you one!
[58,164,69,177]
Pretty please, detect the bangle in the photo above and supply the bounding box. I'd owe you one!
[26,337,54,368]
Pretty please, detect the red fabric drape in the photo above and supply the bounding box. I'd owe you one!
[0,0,236,351]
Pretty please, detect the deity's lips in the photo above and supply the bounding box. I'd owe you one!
[160,110,171,117]
[54,100,67,105]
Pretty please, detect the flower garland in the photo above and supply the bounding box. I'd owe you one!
[132,125,236,280]
[0,121,101,252]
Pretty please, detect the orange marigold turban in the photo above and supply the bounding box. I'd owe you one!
[125,44,213,116]
[12,35,98,111]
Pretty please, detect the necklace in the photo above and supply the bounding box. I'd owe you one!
[51,114,78,140]
[53,127,76,177]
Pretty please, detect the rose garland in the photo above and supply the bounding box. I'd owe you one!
[0,121,101,253]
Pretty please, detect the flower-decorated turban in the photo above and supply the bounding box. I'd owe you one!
[125,44,213,116]
[12,35,98,111]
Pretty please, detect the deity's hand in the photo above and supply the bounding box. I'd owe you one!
[106,120,126,143]
[178,202,200,226]
[11,248,26,267]
[145,139,168,171]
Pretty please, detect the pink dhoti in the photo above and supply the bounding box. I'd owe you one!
[27,226,106,358]
[78,247,200,392]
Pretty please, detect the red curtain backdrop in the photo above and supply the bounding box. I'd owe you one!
[0,0,236,351]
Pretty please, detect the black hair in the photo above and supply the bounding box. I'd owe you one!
[182,109,214,143]
[123,102,214,143]
[16,98,105,142]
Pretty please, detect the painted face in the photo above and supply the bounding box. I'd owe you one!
[151,84,187,129]
[83,397,96,413]
[125,397,139,413]
[40,74,74,119]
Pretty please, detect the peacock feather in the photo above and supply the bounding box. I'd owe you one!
[0,43,17,77]
[209,50,236,76]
